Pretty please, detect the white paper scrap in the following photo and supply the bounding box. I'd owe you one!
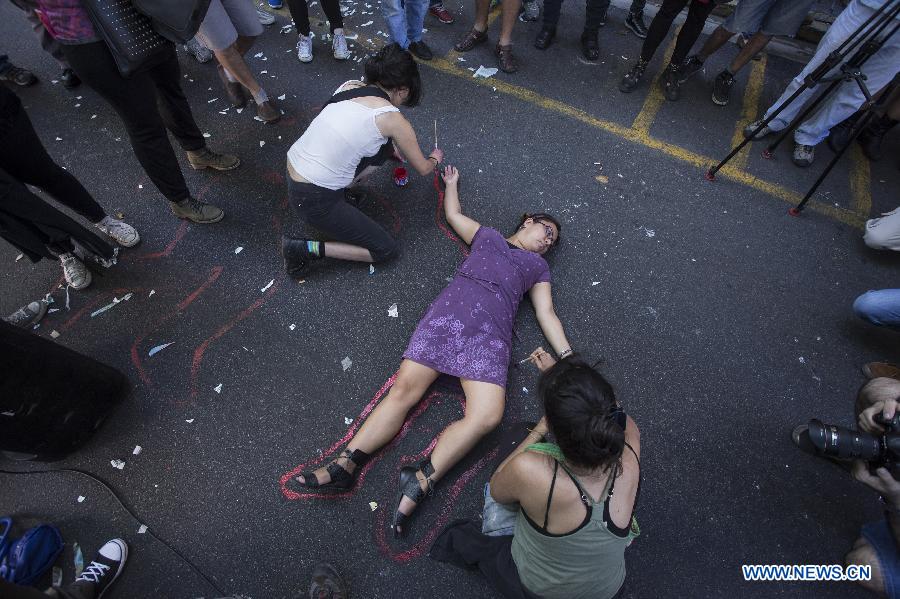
[90,293,133,318]
[473,66,498,78]
[77,496,85,503]
[149,290,156,297]
[50,330,60,338]
[148,342,175,357]
[261,279,275,292]
[341,357,352,371]
[344,417,353,425]
[368,264,375,275]
[185,419,194,424]
[15,253,23,261]
[203,132,211,138]
[592,281,601,286]
[110,459,125,470]
[387,303,398,318]
[133,445,142,455]
[207,98,218,103]
[234,246,244,254]
[369,501,378,511]
[259,140,266,147]
[289,324,296,331]
[137,525,148,534]
[214,383,223,394]
[361,20,373,26]
[277,94,286,100]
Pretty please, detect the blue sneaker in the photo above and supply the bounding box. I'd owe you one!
[267,0,283,8]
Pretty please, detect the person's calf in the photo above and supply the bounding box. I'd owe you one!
[845,538,887,597]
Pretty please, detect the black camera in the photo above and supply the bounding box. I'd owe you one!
[806,414,900,476]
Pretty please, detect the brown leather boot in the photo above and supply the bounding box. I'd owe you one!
[862,362,900,381]
[495,43,518,73]
[454,28,488,52]
[217,65,247,108]
[257,99,281,123]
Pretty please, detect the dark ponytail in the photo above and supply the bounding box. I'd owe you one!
[539,358,624,472]
[363,43,422,107]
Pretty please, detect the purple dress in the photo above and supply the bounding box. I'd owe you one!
[404,227,551,388]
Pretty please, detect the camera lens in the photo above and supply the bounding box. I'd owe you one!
[806,419,882,460]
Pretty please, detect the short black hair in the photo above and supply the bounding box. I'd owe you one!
[515,212,562,249]
[539,358,623,472]
[363,43,422,107]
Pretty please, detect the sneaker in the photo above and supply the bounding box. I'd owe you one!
[333,32,351,60]
[519,0,540,22]
[792,142,815,167]
[3,301,48,328]
[625,11,648,38]
[59,253,91,290]
[60,68,81,89]
[282,235,313,279]
[187,147,241,170]
[534,27,555,50]
[429,3,455,23]
[95,216,140,248]
[267,0,283,8]
[169,197,224,223]
[678,55,704,83]
[257,99,281,123]
[712,70,735,106]
[308,563,349,599]
[743,119,773,140]
[618,60,646,93]
[863,362,900,380]
[408,40,433,61]
[580,31,599,61]
[297,34,313,62]
[0,64,37,86]
[75,539,127,599]
[257,4,276,24]
[184,37,214,63]
[661,63,681,101]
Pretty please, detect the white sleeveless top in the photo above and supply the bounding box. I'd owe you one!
[287,80,400,191]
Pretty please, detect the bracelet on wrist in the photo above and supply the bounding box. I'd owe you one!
[558,348,573,359]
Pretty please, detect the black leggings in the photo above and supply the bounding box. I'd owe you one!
[0,101,105,223]
[543,0,610,32]
[287,0,344,35]
[640,0,714,66]
[61,42,206,203]
[289,178,399,262]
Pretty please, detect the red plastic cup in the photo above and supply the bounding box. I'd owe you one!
[393,167,409,187]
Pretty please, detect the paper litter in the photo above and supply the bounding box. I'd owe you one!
[235,246,244,254]
[148,342,175,357]
[344,417,353,425]
[261,279,275,292]
[137,525,148,534]
[110,459,125,470]
[50,330,60,338]
[341,357,352,371]
[90,293,133,318]
[387,303,398,318]
[133,445,142,455]
[289,324,296,330]
[185,419,194,424]
[77,496,85,503]
[214,383,223,394]
[368,264,375,275]
[473,66,498,78]
[369,501,378,511]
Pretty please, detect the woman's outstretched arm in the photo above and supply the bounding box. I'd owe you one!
[441,165,480,245]
[529,282,572,357]
[379,113,443,175]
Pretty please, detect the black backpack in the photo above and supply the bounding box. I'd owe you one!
[133,0,213,44]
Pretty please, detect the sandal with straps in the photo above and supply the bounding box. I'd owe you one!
[292,448,370,492]
[392,458,435,538]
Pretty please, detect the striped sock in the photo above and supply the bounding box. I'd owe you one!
[306,240,322,257]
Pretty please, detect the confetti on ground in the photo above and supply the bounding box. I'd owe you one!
[133,445,142,455]
[148,342,175,357]
[50,330,60,338]
[236,108,244,114]
[341,357,352,371]
[289,324,296,330]
[15,253,23,261]
[369,501,378,511]
[261,279,275,292]
[185,419,194,424]
[595,175,609,184]
[638,226,655,238]
[138,184,143,189]
[110,459,125,470]
[259,140,266,147]
[235,246,244,254]
[368,264,375,275]
[277,94,286,100]
[203,132,211,138]
[77,496,85,503]
[799,357,806,363]
[387,303,398,318]
[90,293,133,318]
[254,52,264,58]
[457,56,466,62]
[207,98,219,103]
[149,290,155,297]
[474,66,498,78]
[344,417,353,425]
[214,383,223,394]
[361,20,373,26]
[592,281,601,286]
[137,525,148,534]
[55,137,62,141]
[523,387,528,394]
[91,114,97,119]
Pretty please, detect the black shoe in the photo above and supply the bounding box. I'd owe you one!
[711,70,735,106]
[598,10,607,26]
[580,31,599,61]
[534,26,555,50]
[858,114,897,162]
[619,60,647,93]
[408,40,433,61]
[827,115,858,153]
[392,459,435,538]
[290,448,370,492]
[661,63,681,101]
[74,539,127,599]
[625,11,648,38]
[309,563,350,599]
[282,235,314,279]
[678,55,704,83]
[0,64,37,86]
[60,68,80,89]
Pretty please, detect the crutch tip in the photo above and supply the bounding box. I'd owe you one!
[704,169,716,181]
[788,207,801,216]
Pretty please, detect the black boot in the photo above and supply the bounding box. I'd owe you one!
[827,112,862,153]
[858,114,897,162]
[580,30,599,61]
[282,235,318,279]
[534,26,556,50]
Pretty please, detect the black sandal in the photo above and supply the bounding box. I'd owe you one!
[392,458,435,538]
[292,449,370,492]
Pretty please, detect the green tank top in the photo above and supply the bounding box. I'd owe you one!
[510,443,639,599]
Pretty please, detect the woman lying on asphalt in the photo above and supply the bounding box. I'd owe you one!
[282,43,443,277]
[288,165,573,538]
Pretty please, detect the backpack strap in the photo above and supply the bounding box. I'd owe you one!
[325,84,391,107]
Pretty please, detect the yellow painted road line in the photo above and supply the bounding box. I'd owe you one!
[849,144,873,217]
[730,54,768,172]
[631,34,679,134]
[424,56,867,228]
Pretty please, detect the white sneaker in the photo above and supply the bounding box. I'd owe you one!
[297,34,313,62]
[256,5,276,25]
[333,32,350,60]
[60,253,91,290]
[95,216,140,247]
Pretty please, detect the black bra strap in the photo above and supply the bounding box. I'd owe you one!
[326,85,391,106]
[543,461,559,532]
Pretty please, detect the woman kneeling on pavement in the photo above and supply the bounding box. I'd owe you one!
[432,354,641,599]
[282,43,443,276]
[288,165,573,541]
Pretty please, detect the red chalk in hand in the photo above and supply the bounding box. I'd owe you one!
[393,167,408,187]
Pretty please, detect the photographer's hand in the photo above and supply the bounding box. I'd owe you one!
[859,395,899,434]
[852,461,900,509]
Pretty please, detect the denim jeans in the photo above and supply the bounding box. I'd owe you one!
[853,289,900,329]
[482,482,519,537]
[762,0,900,146]
[864,207,900,252]
[382,0,428,48]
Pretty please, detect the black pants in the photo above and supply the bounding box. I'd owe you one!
[0,97,105,223]
[289,178,399,263]
[61,42,205,203]
[640,0,714,66]
[287,0,344,35]
[543,0,610,32]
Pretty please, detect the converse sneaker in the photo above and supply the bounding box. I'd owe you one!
[743,119,774,140]
[60,253,91,290]
[625,11,648,39]
[95,216,140,248]
[282,236,314,279]
[519,0,540,22]
[184,37,214,63]
[333,32,351,60]
[792,142,815,167]
[169,197,225,223]
[3,301,48,328]
[619,60,647,93]
[74,539,128,599]
[297,34,313,62]
[711,70,735,106]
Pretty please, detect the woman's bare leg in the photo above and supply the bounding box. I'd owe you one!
[322,242,374,262]
[395,379,506,530]
[298,360,440,484]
